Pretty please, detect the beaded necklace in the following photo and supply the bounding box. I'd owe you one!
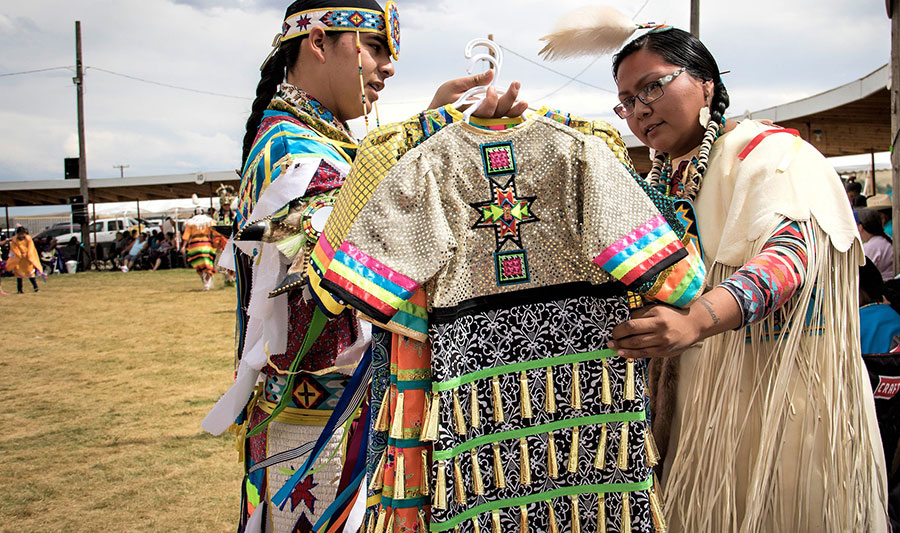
[648,117,725,202]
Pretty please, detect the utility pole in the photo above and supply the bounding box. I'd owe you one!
[74,21,91,257]
[113,164,129,178]
[890,0,900,272]
[690,0,700,38]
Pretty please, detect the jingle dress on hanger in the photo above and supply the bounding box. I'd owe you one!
[317,113,705,533]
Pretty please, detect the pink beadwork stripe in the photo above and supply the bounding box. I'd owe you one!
[620,239,684,286]
[594,215,667,267]
[338,241,420,293]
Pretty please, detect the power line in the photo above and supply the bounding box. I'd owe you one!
[86,66,251,100]
[496,44,616,95]
[0,66,74,77]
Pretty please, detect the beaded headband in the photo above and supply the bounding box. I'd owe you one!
[280,1,400,60]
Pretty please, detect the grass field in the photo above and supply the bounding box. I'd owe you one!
[0,269,243,532]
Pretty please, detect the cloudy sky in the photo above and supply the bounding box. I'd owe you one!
[0,0,892,190]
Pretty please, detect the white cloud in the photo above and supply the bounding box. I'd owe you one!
[0,0,893,192]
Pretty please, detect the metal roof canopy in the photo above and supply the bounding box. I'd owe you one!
[624,64,891,174]
[0,170,239,206]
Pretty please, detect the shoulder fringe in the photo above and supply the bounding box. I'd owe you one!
[539,6,638,60]
[664,217,888,532]
[185,214,215,229]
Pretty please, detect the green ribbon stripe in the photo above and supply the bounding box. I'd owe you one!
[429,478,653,532]
[389,378,433,391]
[380,495,429,509]
[432,410,645,462]
[432,349,617,392]
[386,437,424,448]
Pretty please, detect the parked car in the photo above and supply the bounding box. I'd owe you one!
[52,217,146,256]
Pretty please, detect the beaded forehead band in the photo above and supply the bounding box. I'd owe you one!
[280,1,400,60]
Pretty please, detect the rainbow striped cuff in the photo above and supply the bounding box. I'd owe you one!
[644,238,706,307]
[594,215,687,288]
[321,241,420,324]
[307,235,348,318]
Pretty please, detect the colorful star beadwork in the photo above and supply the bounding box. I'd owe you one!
[470,176,538,251]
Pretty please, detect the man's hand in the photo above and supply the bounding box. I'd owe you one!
[428,69,528,118]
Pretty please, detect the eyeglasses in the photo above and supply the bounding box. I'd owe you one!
[613,67,686,119]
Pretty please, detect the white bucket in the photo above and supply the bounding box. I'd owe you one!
[65,260,78,274]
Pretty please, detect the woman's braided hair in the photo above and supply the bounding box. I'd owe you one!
[612,28,729,196]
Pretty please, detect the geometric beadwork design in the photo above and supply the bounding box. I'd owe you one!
[480,141,517,177]
[495,249,530,286]
[292,375,329,409]
[469,176,538,252]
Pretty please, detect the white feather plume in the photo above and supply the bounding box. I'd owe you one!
[539,6,638,60]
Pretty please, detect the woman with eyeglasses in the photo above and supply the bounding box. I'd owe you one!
[605,28,887,532]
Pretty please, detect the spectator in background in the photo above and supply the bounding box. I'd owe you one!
[858,207,894,281]
[860,257,900,354]
[162,216,176,236]
[847,179,868,207]
[3,226,44,293]
[868,193,894,239]
[120,233,148,272]
[149,232,175,271]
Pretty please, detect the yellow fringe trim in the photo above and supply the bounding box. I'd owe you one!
[491,509,501,533]
[594,422,608,470]
[421,391,439,442]
[568,426,580,473]
[520,371,533,419]
[545,366,557,413]
[373,506,387,533]
[597,494,607,533]
[492,442,506,489]
[601,360,612,405]
[617,421,630,470]
[375,387,391,432]
[421,449,430,496]
[470,382,481,429]
[520,504,529,532]
[650,485,668,532]
[621,492,632,533]
[625,358,635,401]
[394,450,406,499]
[571,494,582,533]
[418,508,428,533]
[520,437,532,485]
[571,362,583,410]
[645,426,660,468]
[548,431,559,479]
[491,376,505,423]
[470,448,485,495]
[453,456,466,504]
[435,460,447,510]
[548,500,559,533]
[389,391,405,439]
[452,389,466,436]
[370,448,387,491]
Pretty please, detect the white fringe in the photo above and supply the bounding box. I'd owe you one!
[664,217,887,532]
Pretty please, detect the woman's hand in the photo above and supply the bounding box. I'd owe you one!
[428,69,528,118]
[608,304,700,358]
[609,287,743,358]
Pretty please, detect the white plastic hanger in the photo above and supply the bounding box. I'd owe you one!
[451,38,504,121]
